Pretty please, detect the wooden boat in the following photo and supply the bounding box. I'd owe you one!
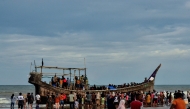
[28,60,161,103]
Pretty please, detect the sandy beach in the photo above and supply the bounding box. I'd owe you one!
[1,104,189,109]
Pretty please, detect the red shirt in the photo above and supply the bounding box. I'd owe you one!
[130,100,142,109]
[60,95,66,100]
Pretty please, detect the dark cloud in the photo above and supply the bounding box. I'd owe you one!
[0,0,190,85]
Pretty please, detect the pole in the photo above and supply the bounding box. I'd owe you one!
[74,70,76,89]
[41,66,42,74]
[70,69,71,83]
[30,62,32,72]
[79,70,80,79]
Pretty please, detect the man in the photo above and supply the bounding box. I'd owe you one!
[35,93,40,109]
[67,78,70,89]
[17,92,24,109]
[60,93,66,109]
[27,93,31,108]
[46,96,54,109]
[130,93,142,109]
[69,91,75,109]
[86,92,92,108]
[29,93,34,109]
[170,93,185,109]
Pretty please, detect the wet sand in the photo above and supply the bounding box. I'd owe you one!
[0,105,184,109]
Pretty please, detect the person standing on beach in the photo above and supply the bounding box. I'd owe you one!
[96,92,100,106]
[86,92,92,108]
[27,93,31,108]
[69,91,75,109]
[17,92,24,109]
[187,91,190,103]
[46,96,53,109]
[54,93,60,109]
[107,93,114,109]
[60,93,66,109]
[30,93,34,109]
[117,99,125,109]
[35,93,40,109]
[130,94,142,109]
[170,93,185,109]
[10,94,17,109]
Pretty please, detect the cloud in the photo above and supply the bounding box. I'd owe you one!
[185,1,190,9]
[1,0,190,85]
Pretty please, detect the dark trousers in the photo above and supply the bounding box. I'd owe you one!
[70,102,74,109]
[11,102,14,108]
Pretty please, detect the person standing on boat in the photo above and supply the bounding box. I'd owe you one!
[67,78,70,89]
[53,74,57,87]
[10,94,17,109]
[60,76,63,88]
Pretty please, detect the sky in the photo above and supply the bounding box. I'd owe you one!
[0,0,190,85]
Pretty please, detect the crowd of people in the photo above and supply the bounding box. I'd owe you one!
[10,92,41,109]
[10,89,188,109]
[50,74,88,90]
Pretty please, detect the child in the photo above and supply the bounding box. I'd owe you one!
[75,99,79,109]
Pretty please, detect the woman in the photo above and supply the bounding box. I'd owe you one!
[55,94,60,109]
[10,94,16,109]
[96,92,100,106]
[187,91,190,103]
[117,99,125,109]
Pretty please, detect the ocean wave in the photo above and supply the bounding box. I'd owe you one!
[0,98,10,104]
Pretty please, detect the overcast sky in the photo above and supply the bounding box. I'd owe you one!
[1,0,190,85]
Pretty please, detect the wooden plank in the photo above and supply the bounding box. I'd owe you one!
[35,66,86,70]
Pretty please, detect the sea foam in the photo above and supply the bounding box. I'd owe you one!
[0,98,10,104]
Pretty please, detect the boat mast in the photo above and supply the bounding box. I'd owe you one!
[84,58,86,83]
[34,60,37,72]
[41,58,44,74]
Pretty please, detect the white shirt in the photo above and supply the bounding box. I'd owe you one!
[75,101,79,107]
[114,96,119,102]
[11,96,17,103]
[17,95,24,100]
[69,94,74,102]
[96,93,100,99]
[36,94,40,100]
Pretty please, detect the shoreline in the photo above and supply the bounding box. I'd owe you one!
[1,104,190,109]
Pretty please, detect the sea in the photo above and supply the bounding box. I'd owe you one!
[0,85,190,108]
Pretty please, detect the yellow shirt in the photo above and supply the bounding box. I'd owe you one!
[172,98,186,109]
[146,95,151,103]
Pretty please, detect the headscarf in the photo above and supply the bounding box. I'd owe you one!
[117,99,125,109]
[112,92,115,96]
